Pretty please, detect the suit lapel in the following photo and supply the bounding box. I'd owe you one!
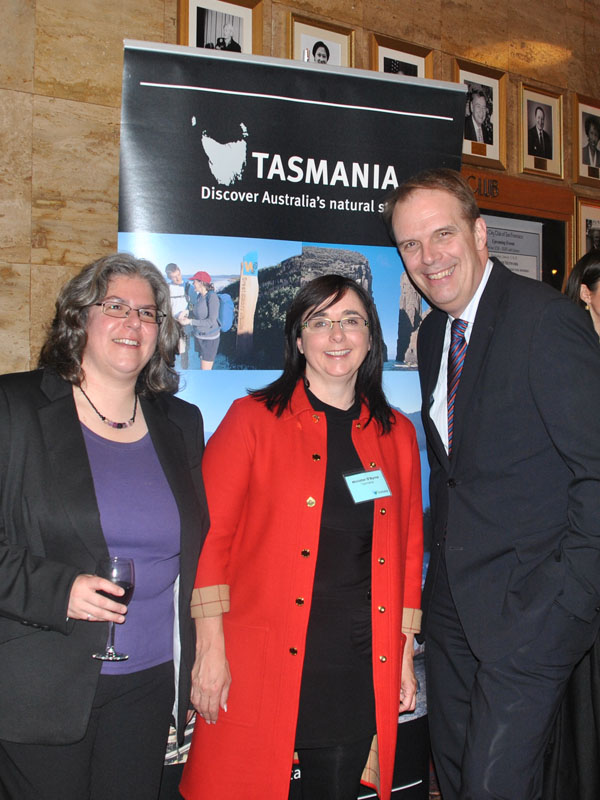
[38,371,108,563]
[419,309,449,468]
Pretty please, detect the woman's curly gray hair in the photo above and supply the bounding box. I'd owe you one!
[39,253,180,395]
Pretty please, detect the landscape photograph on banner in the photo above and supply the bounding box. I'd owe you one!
[118,230,427,375]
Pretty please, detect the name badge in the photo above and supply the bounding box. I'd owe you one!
[343,469,392,504]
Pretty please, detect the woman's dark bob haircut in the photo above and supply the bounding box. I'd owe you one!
[38,253,180,395]
[250,274,394,432]
[565,250,600,308]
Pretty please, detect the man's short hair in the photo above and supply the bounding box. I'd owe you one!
[165,262,180,277]
[382,168,481,242]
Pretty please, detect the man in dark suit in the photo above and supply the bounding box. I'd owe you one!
[385,168,600,800]
[464,89,493,144]
[528,105,553,158]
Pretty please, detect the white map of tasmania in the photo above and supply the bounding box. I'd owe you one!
[192,119,248,185]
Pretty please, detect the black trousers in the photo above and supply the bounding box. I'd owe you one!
[294,737,373,800]
[0,661,174,800]
[425,553,599,800]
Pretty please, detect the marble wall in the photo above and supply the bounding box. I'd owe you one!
[1,0,599,373]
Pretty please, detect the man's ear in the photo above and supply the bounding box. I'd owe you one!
[473,217,487,251]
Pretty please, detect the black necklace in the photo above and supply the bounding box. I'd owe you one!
[79,387,138,429]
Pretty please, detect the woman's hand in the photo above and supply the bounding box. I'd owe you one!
[190,615,231,724]
[399,633,418,714]
[67,574,128,623]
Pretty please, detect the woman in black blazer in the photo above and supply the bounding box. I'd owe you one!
[0,254,209,800]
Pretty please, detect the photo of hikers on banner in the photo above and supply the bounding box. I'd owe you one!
[168,269,235,371]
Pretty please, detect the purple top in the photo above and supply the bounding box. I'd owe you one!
[82,425,180,674]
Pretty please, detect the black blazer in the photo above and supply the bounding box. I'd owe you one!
[528,125,552,158]
[464,115,493,145]
[0,369,209,744]
[418,260,600,661]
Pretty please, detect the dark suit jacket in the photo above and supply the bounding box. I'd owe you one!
[0,368,209,744]
[583,144,600,166]
[464,115,493,145]
[418,260,600,661]
[528,125,552,158]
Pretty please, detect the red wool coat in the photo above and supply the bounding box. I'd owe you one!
[181,383,423,800]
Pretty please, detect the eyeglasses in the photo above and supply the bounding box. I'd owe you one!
[92,301,165,325]
[301,316,369,333]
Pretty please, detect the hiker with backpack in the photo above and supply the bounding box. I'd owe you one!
[187,271,221,370]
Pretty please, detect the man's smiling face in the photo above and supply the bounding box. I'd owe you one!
[391,188,488,318]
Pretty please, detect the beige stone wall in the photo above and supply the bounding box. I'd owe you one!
[2,0,599,374]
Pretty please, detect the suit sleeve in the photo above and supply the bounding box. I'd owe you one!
[529,298,600,620]
[0,382,79,633]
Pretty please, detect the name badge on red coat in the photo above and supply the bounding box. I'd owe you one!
[343,469,392,503]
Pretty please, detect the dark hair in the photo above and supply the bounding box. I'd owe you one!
[534,105,545,118]
[383,167,480,242]
[565,251,600,308]
[249,274,394,433]
[38,253,180,395]
[312,40,330,60]
[470,88,488,106]
[585,115,600,138]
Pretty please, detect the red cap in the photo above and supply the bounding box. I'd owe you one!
[191,270,211,283]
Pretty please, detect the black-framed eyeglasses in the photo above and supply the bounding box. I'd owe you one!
[301,316,369,333]
[92,301,165,324]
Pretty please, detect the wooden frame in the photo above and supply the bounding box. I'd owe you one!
[289,14,354,67]
[576,197,600,259]
[575,94,600,187]
[370,34,433,79]
[520,84,563,179]
[454,59,506,170]
[177,0,262,54]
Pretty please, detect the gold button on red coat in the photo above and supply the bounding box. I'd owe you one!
[306,497,316,507]
[379,508,387,515]
[378,557,385,564]
[312,454,321,461]
[369,461,376,468]
[289,647,298,655]
[312,414,320,423]
[379,655,387,662]
[301,549,310,557]
[378,606,386,613]
[295,597,304,606]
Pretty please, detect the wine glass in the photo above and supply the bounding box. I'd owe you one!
[92,556,135,661]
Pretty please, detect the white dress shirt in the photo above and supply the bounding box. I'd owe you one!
[430,259,494,453]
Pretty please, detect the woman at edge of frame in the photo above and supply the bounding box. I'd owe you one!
[0,253,209,800]
[180,274,424,800]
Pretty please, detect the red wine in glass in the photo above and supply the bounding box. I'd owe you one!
[92,557,135,661]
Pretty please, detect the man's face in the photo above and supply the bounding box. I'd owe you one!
[391,188,488,319]
[314,46,328,64]
[535,108,545,131]
[589,124,600,150]
[471,96,487,126]
[170,268,183,285]
[591,229,600,249]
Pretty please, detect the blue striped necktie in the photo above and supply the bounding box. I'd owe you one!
[447,318,468,455]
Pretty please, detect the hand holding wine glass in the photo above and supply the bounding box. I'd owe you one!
[92,557,135,662]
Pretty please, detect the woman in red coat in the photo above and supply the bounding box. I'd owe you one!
[180,275,423,800]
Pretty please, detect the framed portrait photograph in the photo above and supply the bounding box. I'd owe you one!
[576,197,600,259]
[370,34,433,79]
[575,95,600,187]
[454,59,506,169]
[520,84,563,179]
[290,15,354,68]
[177,0,261,53]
